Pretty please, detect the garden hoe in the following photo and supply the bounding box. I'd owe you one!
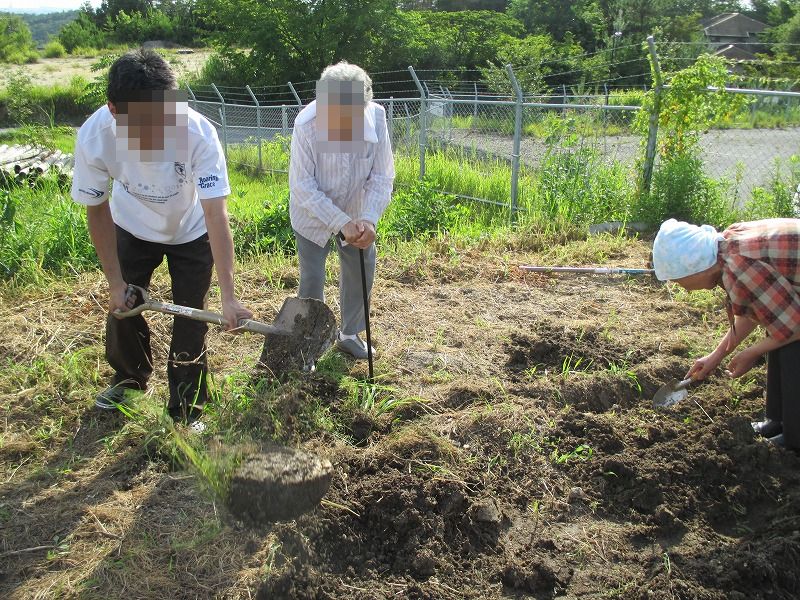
[116,284,337,523]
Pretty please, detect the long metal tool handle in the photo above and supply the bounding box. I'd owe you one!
[115,285,285,336]
[520,265,654,276]
[359,248,374,383]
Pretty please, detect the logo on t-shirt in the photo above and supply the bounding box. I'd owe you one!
[175,162,186,179]
[198,175,219,190]
[79,187,104,198]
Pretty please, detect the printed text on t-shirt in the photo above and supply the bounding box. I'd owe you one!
[199,175,219,189]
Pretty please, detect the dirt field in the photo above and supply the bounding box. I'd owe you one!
[1,236,799,599]
[3,49,211,89]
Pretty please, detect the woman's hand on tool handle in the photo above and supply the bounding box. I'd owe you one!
[686,350,724,381]
[222,298,253,332]
[340,221,363,245]
[352,220,376,249]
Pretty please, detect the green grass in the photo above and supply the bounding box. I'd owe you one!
[0,74,92,126]
[0,124,77,154]
[0,118,796,287]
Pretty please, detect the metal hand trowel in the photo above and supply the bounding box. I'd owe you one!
[652,377,693,408]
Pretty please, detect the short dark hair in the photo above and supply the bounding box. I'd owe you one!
[107,48,177,106]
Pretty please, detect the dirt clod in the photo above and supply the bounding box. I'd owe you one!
[227,448,333,524]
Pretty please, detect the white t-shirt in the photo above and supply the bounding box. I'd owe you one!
[71,105,231,244]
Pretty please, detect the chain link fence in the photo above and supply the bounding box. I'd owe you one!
[187,50,800,221]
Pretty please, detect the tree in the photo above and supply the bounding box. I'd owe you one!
[481,33,608,94]
[771,9,800,57]
[0,15,37,64]
[58,10,107,51]
[201,0,395,85]
[97,0,153,21]
[508,0,605,49]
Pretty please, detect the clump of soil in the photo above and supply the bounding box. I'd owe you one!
[227,448,333,524]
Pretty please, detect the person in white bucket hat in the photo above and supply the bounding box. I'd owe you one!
[652,218,800,449]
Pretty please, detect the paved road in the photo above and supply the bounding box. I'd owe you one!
[437,127,800,200]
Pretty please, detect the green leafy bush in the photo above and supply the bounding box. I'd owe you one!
[58,12,106,53]
[43,40,67,58]
[230,193,295,255]
[382,179,469,239]
[635,153,733,227]
[110,10,175,44]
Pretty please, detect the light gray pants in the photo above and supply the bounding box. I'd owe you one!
[294,231,376,335]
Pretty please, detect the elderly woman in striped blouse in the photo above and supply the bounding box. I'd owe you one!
[288,61,395,359]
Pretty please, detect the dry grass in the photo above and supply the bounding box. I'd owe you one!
[2,50,212,89]
[0,234,777,599]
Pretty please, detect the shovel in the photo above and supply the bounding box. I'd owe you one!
[116,284,337,374]
[652,377,693,408]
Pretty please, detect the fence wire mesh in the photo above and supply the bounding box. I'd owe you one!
[188,59,800,222]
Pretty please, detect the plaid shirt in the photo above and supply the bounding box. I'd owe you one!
[719,219,800,342]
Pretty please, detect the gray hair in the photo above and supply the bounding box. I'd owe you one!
[319,61,373,105]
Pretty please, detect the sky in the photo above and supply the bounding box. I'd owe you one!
[0,0,101,12]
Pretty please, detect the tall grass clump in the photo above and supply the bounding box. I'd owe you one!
[531,145,634,224]
[382,179,471,239]
[226,166,294,254]
[0,71,92,126]
[0,176,97,284]
[739,156,800,221]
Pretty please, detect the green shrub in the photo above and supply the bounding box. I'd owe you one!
[195,51,255,87]
[58,13,106,53]
[43,40,67,58]
[0,15,38,64]
[382,179,469,239]
[635,153,734,228]
[110,9,176,44]
[229,192,295,254]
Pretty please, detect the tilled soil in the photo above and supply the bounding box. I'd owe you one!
[2,241,799,599]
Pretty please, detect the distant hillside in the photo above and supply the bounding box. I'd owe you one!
[16,10,78,46]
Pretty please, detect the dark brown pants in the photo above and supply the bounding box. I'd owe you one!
[766,340,800,448]
[106,226,213,416]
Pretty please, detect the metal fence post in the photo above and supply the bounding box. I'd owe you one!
[388,96,394,142]
[642,35,663,195]
[473,82,478,118]
[506,64,523,223]
[288,82,303,106]
[186,84,197,111]
[218,108,227,156]
[281,104,288,137]
[211,83,226,156]
[246,85,262,171]
[408,66,427,180]
[403,103,411,150]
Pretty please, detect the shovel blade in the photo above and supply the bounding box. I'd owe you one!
[258,297,337,374]
[653,379,688,408]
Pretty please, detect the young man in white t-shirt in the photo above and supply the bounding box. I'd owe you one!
[71,48,252,427]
